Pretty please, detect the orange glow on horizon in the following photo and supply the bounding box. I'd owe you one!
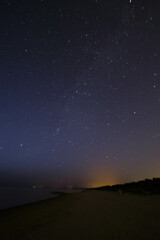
[83,163,118,188]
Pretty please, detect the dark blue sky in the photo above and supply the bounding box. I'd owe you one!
[0,0,160,187]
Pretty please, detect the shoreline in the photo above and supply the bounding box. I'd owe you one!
[0,191,66,212]
[0,186,85,211]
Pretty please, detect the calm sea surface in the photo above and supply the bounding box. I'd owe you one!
[0,187,82,210]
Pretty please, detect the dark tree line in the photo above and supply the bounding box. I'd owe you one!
[89,178,160,195]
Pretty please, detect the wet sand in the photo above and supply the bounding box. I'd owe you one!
[1,191,160,240]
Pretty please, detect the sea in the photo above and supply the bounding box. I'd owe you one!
[0,186,82,210]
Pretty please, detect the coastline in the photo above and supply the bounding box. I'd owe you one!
[1,191,160,239]
[0,187,62,211]
[0,187,83,210]
[0,191,64,212]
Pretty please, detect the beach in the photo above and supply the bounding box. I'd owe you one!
[1,191,160,240]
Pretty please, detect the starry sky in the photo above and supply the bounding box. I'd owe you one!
[0,0,160,188]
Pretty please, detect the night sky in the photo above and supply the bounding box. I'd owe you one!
[0,0,160,188]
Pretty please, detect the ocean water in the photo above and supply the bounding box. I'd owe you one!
[0,187,83,210]
[0,186,59,210]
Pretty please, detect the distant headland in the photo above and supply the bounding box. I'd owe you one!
[88,178,160,195]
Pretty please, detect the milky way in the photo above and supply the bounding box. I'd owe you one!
[0,0,160,187]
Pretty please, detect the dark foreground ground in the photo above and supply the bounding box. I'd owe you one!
[0,191,160,240]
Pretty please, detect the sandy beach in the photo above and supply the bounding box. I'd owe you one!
[1,191,160,240]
